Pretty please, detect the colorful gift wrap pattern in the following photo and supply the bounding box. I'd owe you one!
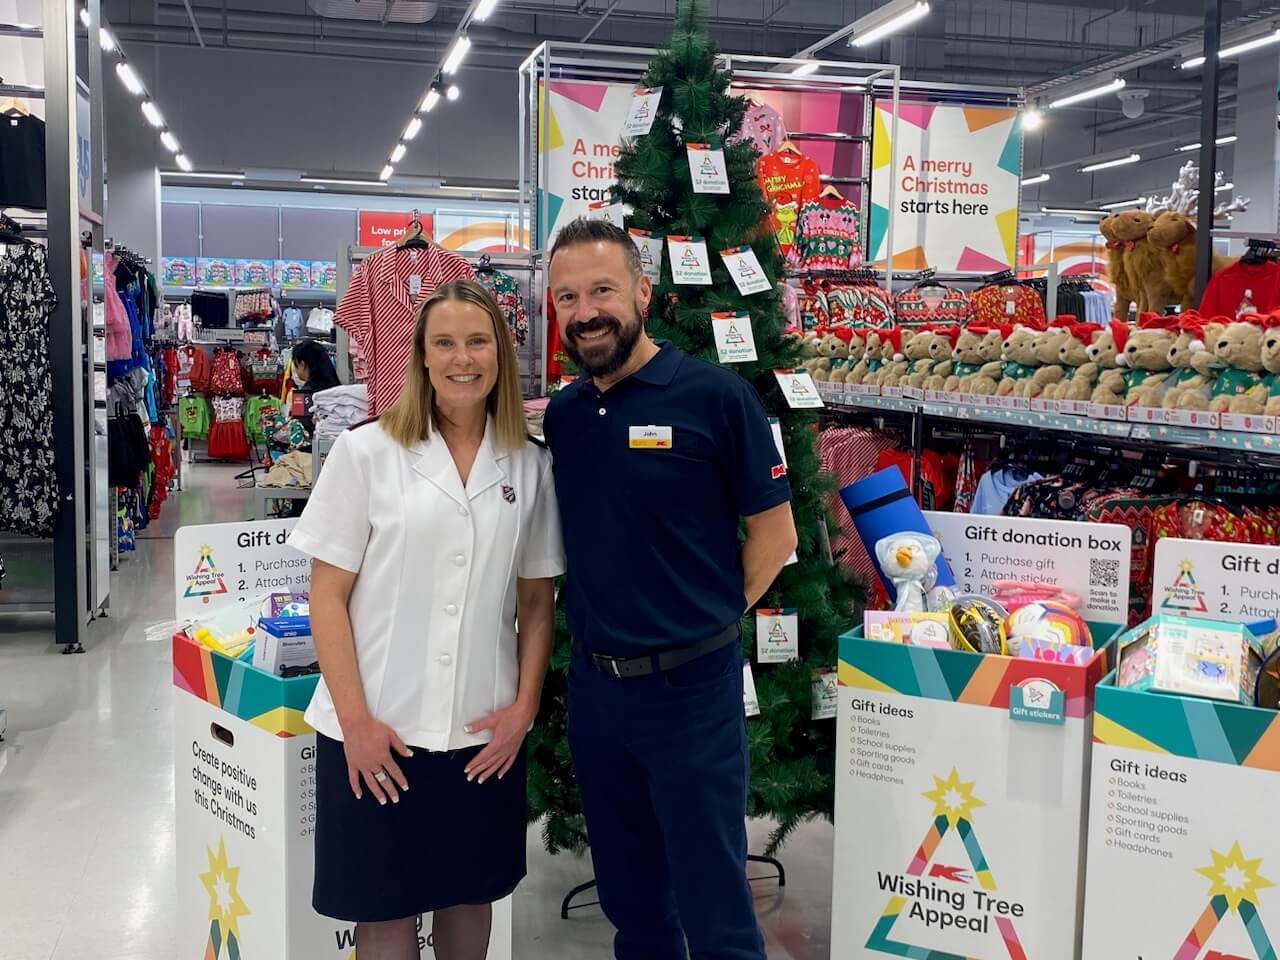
[172,632,317,738]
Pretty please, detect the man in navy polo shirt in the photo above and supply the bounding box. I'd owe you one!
[543,217,798,960]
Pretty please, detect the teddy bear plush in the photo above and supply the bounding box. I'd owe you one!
[1208,316,1269,414]
[846,328,882,386]
[1089,321,1129,405]
[1161,313,1225,410]
[1022,318,1076,398]
[872,327,909,387]
[901,329,941,389]
[798,329,824,377]
[943,325,986,393]
[1261,316,1280,416]
[969,324,1009,395]
[1045,322,1103,401]
[1119,313,1179,408]
[829,327,864,385]
[1147,211,1236,310]
[810,328,848,382]
[1100,215,1138,321]
[995,325,1040,397]
[923,324,960,391]
[1112,209,1177,314]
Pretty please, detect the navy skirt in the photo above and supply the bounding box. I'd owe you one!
[313,733,527,922]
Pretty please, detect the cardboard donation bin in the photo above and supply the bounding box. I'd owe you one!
[173,520,513,959]
[1081,680,1280,960]
[830,627,1112,959]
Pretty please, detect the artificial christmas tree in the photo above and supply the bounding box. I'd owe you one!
[526,0,863,857]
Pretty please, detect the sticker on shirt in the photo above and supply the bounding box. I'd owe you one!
[756,608,799,664]
[408,274,422,299]
[628,425,673,449]
[687,142,730,194]
[586,199,626,230]
[621,86,663,138]
[811,668,838,720]
[711,312,758,364]
[629,228,664,281]
[668,235,712,285]
[719,245,772,296]
[743,663,761,718]
[773,368,824,409]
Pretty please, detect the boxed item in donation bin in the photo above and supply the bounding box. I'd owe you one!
[252,613,316,677]
[1116,613,1263,703]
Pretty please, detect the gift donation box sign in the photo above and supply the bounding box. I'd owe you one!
[831,633,1104,959]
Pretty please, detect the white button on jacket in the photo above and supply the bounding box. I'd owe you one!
[287,418,566,752]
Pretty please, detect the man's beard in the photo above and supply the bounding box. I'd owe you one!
[563,310,643,378]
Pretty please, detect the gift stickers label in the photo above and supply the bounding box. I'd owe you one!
[757,608,799,664]
[621,86,663,138]
[668,235,712,285]
[687,142,730,194]
[628,228,664,281]
[711,312,758,363]
[774,368,825,409]
[720,244,772,296]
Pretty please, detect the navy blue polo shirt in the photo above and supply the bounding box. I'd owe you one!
[543,341,792,656]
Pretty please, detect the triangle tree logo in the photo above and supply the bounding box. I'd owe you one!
[185,544,229,600]
[1162,559,1209,613]
[680,246,701,267]
[724,321,747,346]
[1176,841,1277,960]
[866,767,1028,959]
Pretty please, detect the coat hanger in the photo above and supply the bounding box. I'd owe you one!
[475,253,495,274]
[0,97,29,118]
[777,140,802,155]
[397,209,430,250]
[0,212,28,245]
[819,184,845,201]
[1242,239,1278,265]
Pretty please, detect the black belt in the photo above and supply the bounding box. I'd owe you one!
[576,624,740,679]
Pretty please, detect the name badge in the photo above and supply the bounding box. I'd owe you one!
[629,425,673,449]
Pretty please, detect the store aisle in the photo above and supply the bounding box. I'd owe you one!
[0,464,834,960]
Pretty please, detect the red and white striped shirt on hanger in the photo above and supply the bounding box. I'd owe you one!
[335,245,474,414]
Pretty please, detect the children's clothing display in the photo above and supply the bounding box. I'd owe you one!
[790,195,862,271]
[178,395,211,440]
[311,384,370,442]
[893,283,973,328]
[207,396,251,460]
[757,146,822,258]
[191,289,230,329]
[334,244,473,414]
[799,275,895,330]
[0,242,59,537]
[474,267,530,346]
[306,306,335,335]
[1199,258,1280,318]
[281,305,304,338]
[731,99,788,156]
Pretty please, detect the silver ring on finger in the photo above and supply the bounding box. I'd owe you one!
[374,770,388,783]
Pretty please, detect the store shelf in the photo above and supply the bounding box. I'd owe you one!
[821,388,1280,457]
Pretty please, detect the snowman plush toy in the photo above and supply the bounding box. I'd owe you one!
[875,532,954,612]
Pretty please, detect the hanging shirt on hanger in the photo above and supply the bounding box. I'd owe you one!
[1199,259,1280,317]
[791,195,863,271]
[894,285,974,328]
[0,113,47,209]
[335,245,474,414]
[971,282,1047,329]
[757,147,822,259]
[731,100,788,158]
[475,269,530,346]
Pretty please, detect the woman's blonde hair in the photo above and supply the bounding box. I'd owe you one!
[380,278,527,450]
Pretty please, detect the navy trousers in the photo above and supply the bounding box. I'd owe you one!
[568,641,766,960]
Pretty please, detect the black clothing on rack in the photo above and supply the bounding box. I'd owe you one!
[0,114,47,208]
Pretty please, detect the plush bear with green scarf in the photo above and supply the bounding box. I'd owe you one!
[1045,321,1103,402]
[1262,316,1280,416]
[1207,315,1269,414]
[995,324,1041,397]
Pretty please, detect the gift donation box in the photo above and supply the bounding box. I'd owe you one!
[1082,680,1280,960]
[173,632,514,958]
[830,629,1110,959]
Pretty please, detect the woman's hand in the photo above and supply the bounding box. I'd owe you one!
[342,715,413,805]
[463,701,537,784]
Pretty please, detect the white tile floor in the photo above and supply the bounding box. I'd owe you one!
[0,463,835,959]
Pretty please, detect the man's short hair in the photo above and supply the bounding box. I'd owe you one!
[548,217,642,277]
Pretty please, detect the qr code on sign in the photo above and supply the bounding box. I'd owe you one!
[1090,557,1119,589]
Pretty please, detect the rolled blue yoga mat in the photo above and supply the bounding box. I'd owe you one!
[839,466,956,602]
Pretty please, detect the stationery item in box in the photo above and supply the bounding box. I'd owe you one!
[253,615,316,677]
[874,532,954,613]
[946,595,1007,654]
[1117,614,1261,703]
[264,592,309,618]
[893,612,953,649]
[840,468,956,602]
[863,610,911,642]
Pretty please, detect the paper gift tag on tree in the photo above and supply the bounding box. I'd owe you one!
[773,368,824,408]
[628,228,664,281]
[686,142,730,194]
[621,86,663,138]
[811,669,838,720]
[743,663,761,717]
[720,245,772,295]
[711,312,758,363]
[757,608,799,663]
[668,235,712,284]
[586,199,626,230]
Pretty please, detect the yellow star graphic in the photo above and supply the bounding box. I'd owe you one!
[922,768,985,827]
[1179,559,1194,575]
[1196,841,1274,913]
[199,837,250,943]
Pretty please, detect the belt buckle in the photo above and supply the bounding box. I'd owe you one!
[594,653,624,678]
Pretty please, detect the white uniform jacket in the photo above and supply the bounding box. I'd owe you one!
[287,417,565,751]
